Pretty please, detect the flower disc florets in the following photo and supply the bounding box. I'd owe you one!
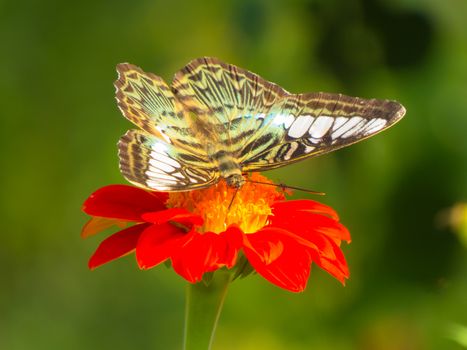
[166,173,283,234]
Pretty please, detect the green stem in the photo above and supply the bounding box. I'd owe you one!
[183,271,232,350]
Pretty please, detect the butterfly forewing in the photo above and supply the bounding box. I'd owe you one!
[240,92,405,171]
[172,57,288,150]
[171,57,405,173]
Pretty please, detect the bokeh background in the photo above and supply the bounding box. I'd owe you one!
[1,0,467,349]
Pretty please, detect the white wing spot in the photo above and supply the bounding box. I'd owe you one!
[332,117,364,139]
[284,114,295,128]
[185,169,200,183]
[309,137,321,144]
[148,185,172,191]
[332,117,349,131]
[364,118,387,135]
[304,145,315,153]
[146,180,178,190]
[150,151,181,168]
[149,159,176,173]
[288,115,314,138]
[151,142,168,154]
[309,116,333,138]
[172,172,185,179]
[146,171,177,181]
[341,118,365,138]
[272,113,295,129]
[147,165,165,174]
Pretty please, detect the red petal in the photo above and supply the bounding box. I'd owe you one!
[136,223,193,269]
[83,185,167,221]
[242,230,285,264]
[171,228,243,283]
[217,226,244,268]
[272,200,339,220]
[142,208,203,227]
[270,210,351,242]
[314,236,350,284]
[81,217,128,238]
[88,223,149,269]
[264,222,350,284]
[243,228,312,293]
[274,226,350,284]
[171,232,215,283]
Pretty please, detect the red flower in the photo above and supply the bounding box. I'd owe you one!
[82,173,350,292]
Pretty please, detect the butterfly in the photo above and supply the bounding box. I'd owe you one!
[115,57,406,191]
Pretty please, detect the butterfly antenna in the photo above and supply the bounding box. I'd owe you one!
[245,179,325,196]
[227,187,239,212]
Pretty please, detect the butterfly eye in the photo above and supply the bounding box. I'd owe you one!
[225,174,245,189]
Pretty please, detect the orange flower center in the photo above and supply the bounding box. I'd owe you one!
[166,173,285,234]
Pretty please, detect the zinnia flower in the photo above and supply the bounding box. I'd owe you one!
[82,173,350,292]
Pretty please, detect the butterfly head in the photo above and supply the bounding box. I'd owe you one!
[225,174,245,189]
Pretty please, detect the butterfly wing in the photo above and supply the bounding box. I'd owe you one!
[115,63,216,153]
[118,130,219,191]
[171,57,287,152]
[171,57,405,172]
[115,63,219,191]
[240,92,406,171]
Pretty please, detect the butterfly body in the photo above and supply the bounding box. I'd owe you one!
[115,58,405,192]
[209,150,245,188]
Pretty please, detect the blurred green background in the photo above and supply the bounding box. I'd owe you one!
[1,0,467,349]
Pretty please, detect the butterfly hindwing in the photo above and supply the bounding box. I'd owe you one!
[118,130,219,191]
